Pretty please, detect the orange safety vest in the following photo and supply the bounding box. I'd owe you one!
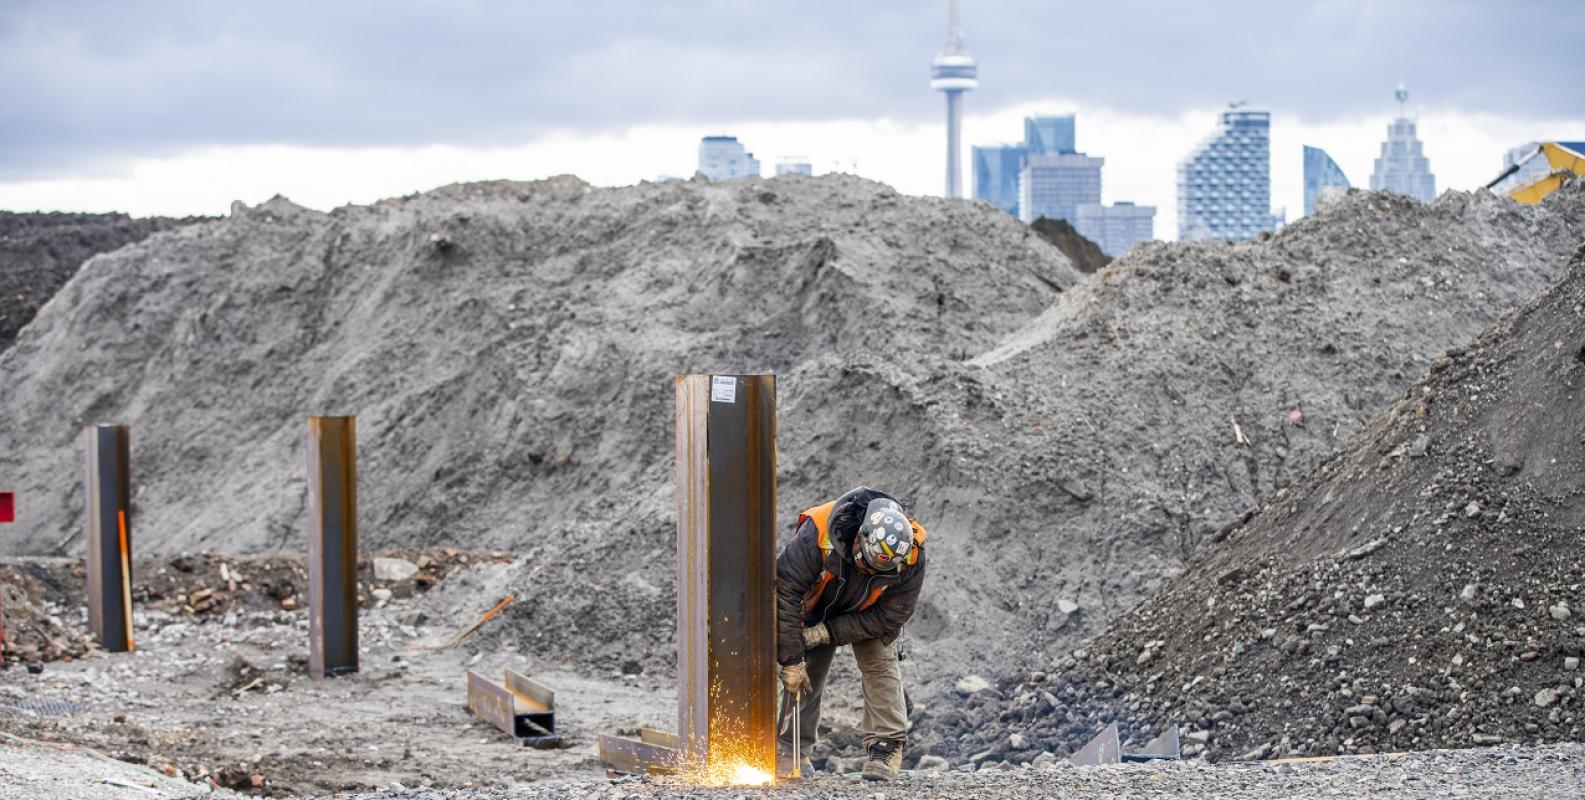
[797,499,927,615]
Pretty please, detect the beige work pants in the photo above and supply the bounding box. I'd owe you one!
[778,636,907,753]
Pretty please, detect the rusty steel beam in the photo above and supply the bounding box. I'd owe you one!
[1,491,10,659]
[674,374,777,774]
[307,416,358,678]
[598,733,679,777]
[83,424,134,653]
[466,667,562,748]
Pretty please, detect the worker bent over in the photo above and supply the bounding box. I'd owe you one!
[776,486,928,781]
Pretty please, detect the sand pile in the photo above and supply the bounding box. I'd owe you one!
[1,176,1581,692]
[1030,216,1111,273]
[920,244,1585,765]
[0,211,197,352]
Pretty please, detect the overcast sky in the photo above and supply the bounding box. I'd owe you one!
[2,0,1582,232]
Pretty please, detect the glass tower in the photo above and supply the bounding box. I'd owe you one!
[1302,146,1351,216]
[971,144,1028,216]
[1024,115,1076,156]
[1019,152,1104,224]
[697,136,761,181]
[1369,85,1435,203]
[1177,108,1272,241]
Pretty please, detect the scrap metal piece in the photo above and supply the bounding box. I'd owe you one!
[307,416,358,679]
[1123,725,1181,762]
[466,667,562,748]
[1069,722,1182,765]
[1069,721,1122,765]
[674,374,778,775]
[83,424,134,652]
[598,732,678,777]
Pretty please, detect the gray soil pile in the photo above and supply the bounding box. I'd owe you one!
[1,177,1582,702]
[0,211,197,352]
[920,244,1585,765]
[1030,216,1112,273]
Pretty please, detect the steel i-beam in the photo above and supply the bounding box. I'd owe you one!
[83,424,134,652]
[675,374,777,774]
[307,416,358,678]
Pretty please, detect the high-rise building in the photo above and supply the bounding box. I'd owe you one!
[973,114,1083,219]
[697,136,760,181]
[1019,152,1104,224]
[930,0,977,198]
[1302,146,1351,216]
[1369,84,1436,203]
[1076,201,1156,257]
[1024,115,1076,155]
[775,160,813,177]
[971,144,1027,215]
[1177,107,1272,241]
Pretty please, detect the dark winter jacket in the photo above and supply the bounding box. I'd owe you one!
[776,487,928,666]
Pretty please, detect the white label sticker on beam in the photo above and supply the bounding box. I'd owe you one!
[710,376,737,403]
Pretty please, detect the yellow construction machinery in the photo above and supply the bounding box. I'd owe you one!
[1486,141,1585,204]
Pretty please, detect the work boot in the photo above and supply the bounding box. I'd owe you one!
[861,740,903,781]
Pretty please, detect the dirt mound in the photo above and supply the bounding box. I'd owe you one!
[1031,216,1111,274]
[919,244,1585,765]
[1,177,1582,696]
[0,211,198,352]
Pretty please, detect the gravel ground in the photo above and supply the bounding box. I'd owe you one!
[311,744,1585,799]
[0,731,233,799]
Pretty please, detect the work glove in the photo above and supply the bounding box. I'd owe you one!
[779,660,812,696]
[802,623,831,649]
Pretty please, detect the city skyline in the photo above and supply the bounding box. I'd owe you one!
[1,2,1580,235]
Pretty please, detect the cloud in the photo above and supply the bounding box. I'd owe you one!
[1,0,1581,180]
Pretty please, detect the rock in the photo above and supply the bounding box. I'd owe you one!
[956,675,992,696]
[1535,688,1559,707]
[1136,648,1155,666]
[1030,752,1057,768]
[1406,435,1430,458]
[915,755,949,772]
[1463,501,1482,518]
[370,587,393,603]
[401,610,429,627]
[1511,597,1526,609]
[1009,733,1028,750]
[372,557,420,582]
[1388,719,1406,734]
[280,595,298,611]
[1472,733,1505,745]
[1566,657,1580,672]
[1056,598,1079,615]
[1459,583,1479,603]
[968,750,998,765]
[1363,593,1386,610]
[1185,730,1211,744]
[1550,603,1571,621]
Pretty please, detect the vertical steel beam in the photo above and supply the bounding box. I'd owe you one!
[675,374,777,774]
[307,416,358,678]
[83,424,133,652]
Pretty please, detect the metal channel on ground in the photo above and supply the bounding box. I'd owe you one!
[307,416,358,678]
[466,668,562,748]
[675,374,777,774]
[598,732,679,777]
[83,424,134,652]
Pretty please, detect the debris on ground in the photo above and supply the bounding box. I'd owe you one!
[1030,215,1112,273]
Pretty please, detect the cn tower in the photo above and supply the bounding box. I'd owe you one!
[930,0,978,198]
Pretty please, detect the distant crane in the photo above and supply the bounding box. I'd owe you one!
[930,0,978,198]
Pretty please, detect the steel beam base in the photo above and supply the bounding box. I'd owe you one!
[599,729,679,777]
[466,668,562,748]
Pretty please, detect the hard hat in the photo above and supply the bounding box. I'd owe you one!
[857,497,913,572]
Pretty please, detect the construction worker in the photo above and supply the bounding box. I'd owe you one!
[776,486,927,781]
